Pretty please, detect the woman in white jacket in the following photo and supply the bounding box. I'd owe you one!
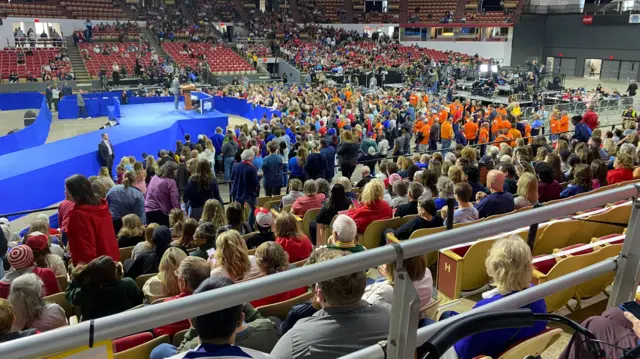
[362,254,433,312]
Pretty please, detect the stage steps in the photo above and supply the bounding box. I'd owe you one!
[65,37,92,85]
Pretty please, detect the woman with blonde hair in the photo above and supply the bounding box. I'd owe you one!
[131,223,158,259]
[274,211,313,263]
[288,146,309,182]
[534,147,548,162]
[250,242,307,307]
[514,172,538,209]
[210,230,252,282]
[106,170,146,235]
[117,213,145,248]
[346,179,393,233]
[607,152,634,185]
[97,167,115,190]
[169,208,186,240]
[145,155,158,185]
[199,199,226,230]
[142,247,187,303]
[448,165,464,184]
[133,162,146,194]
[198,138,216,167]
[443,236,546,359]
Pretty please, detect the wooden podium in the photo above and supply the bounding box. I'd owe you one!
[180,84,196,110]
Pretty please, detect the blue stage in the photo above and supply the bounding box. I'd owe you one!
[0,99,228,218]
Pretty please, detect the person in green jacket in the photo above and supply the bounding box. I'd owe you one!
[326,215,366,253]
[189,222,217,260]
[66,255,143,320]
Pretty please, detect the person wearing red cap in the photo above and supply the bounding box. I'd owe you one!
[25,232,67,277]
[63,174,120,265]
[0,245,59,299]
[244,208,275,249]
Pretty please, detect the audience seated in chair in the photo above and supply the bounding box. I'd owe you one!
[436,236,546,359]
[474,170,514,218]
[245,208,276,250]
[8,273,67,332]
[66,255,143,320]
[346,180,393,233]
[152,277,275,359]
[250,242,307,308]
[25,232,67,277]
[143,248,187,303]
[153,256,211,337]
[270,250,390,358]
[0,299,38,343]
[125,226,172,279]
[274,212,313,263]
[325,215,365,253]
[0,245,59,299]
[394,182,425,218]
[291,180,325,217]
[362,254,433,312]
[383,199,443,245]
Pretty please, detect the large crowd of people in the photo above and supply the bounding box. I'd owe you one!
[1,75,639,357]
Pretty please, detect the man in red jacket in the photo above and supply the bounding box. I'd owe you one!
[63,174,120,265]
[582,105,599,131]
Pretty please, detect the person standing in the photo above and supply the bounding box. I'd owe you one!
[231,150,260,229]
[262,142,283,196]
[221,133,239,182]
[319,138,336,182]
[51,85,60,112]
[172,76,180,110]
[98,133,115,177]
[45,84,53,110]
[76,90,90,119]
[582,105,599,131]
[337,131,360,180]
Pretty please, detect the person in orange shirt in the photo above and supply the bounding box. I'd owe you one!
[438,106,448,124]
[491,115,503,139]
[409,93,418,107]
[549,111,562,141]
[497,104,508,117]
[463,116,479,145]
[559,110,570,133]
[495,129,512,146]
[441,118,454,152]
[478,122,490,157]
[508,126,522,147]
[418,121,431,152]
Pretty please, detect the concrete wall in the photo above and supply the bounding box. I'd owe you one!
[277,59,301,84]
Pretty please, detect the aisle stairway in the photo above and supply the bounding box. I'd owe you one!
[289,0,302,23]
[141,28,168,59]
[65,37,91,85]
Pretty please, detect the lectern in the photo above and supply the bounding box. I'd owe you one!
[181,84,196,110]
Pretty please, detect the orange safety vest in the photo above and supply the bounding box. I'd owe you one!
[508,128,522,147]
[420,124,430,144]
[559,115,570,132]
[438,110,448,124]
[550,115,561,134]
[409,94,418,107]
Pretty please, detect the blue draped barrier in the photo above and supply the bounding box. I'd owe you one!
[0,92,44,110]
[0,97,52,156]
[0,101,228,219]
[212,96,282,120]
[58,92,121,119]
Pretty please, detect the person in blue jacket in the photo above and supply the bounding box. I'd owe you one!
[230,150,260,230]
[441,236,547,359]
[572,115,592,143]
[319,138,336,181]
[560,164,592,198]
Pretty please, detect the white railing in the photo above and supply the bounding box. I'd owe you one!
[0,184,639,359]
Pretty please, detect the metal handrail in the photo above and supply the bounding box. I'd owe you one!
[0,184,637,359]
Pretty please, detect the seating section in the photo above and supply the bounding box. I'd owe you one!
[464,11,511,23]
[407,0,458,23]
[79,42,150,77]
[193,0,237,22]
[436,200,630,300]
[61,0,130,20]
[162,43,256,75]
[0,48,72,79]
[352,0,400,23]
[0,2,67,18]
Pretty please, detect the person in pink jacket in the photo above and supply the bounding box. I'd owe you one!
[291,180,325,217]
[145,162,180,227]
